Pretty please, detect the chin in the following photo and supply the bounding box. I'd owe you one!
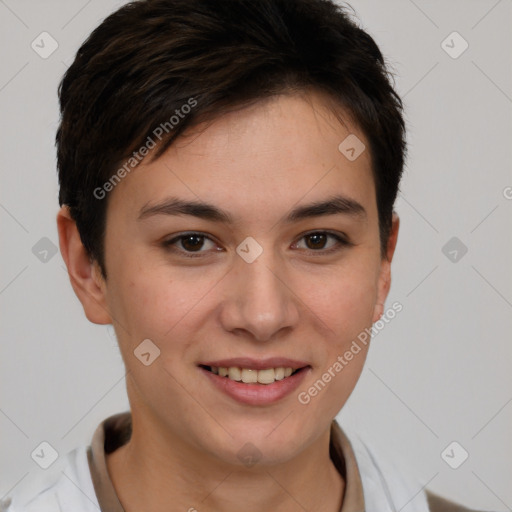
[200,417,312,467]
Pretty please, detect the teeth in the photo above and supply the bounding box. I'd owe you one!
[257,369,275,384]
[274,367,285,380]
[228,367,242,381]
[210,366,297,384]
[241,369,258,383]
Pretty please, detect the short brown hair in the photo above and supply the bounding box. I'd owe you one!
[56,0,406,278]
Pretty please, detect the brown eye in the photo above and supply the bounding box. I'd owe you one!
[305,233,328,250]
[294,231,349,253]
[163,232,219,257]
[180,234,205,252]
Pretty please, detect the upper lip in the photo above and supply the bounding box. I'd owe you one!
[199,357,310,370]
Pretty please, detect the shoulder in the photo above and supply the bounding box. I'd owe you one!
[345,430,429,511]
[341,427,493,512]
[1,445,99,512]
[426,490,496,512]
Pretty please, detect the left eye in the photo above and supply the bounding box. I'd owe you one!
[293,232,347,252]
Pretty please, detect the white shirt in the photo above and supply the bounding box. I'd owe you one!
[0,412,458,512]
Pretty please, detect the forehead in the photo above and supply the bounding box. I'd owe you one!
[107,91,376,224]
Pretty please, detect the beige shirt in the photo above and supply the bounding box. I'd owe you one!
[86,412,365,512]
[1,412,480,512]
[83,412,478,512]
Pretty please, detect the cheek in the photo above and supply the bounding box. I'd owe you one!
[107,258,230,355]
[106,264,191,343]
[303,262,380,342]
[299,270,377,414]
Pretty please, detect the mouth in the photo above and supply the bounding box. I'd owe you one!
[199,364,305,385]
[198,357,311,405]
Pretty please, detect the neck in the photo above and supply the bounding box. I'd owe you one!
[106,411,344,512]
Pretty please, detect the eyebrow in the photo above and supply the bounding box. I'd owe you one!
[137,194,367,224]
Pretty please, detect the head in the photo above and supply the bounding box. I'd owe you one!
[57,0,405,467]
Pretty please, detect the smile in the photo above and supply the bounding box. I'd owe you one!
[201,365,301,385]
[198,360,311,405]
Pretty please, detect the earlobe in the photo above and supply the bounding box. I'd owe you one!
[372,303,384,322]
[56,206,112,325]
[373,213,400,323]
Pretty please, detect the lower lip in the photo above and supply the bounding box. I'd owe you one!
[200,366,311,405]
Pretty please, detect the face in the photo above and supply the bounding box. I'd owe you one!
[73,91,397,466]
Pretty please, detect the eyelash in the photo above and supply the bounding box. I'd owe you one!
[162,231,352,258]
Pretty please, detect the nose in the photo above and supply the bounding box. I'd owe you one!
[219,249,301,342]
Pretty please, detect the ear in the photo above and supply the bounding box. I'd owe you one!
[57,206,112,325]
[372,213,400,323]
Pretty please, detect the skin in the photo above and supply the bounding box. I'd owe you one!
[57,90,399,512]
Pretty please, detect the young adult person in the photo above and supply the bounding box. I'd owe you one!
[2,1,488,510]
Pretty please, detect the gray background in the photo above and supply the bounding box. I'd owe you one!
[1,0,511,509]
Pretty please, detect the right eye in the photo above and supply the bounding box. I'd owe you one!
[162,232,222,257]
